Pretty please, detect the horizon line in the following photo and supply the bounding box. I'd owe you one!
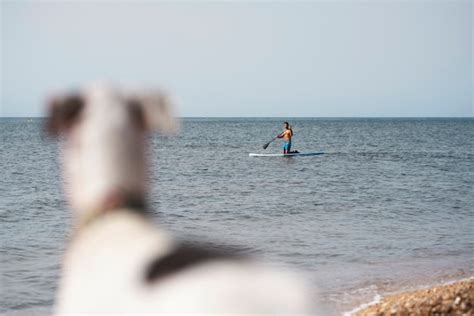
[1,116,473,119]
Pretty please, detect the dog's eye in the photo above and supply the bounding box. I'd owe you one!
[47,94,84,135]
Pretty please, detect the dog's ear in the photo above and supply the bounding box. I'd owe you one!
[46,94,84,135]
[128,91,178,133]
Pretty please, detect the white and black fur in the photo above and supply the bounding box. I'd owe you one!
[48,83,317,314]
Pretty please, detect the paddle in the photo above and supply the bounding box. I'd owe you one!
[263,136,279,149]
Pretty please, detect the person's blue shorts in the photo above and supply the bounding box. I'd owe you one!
[282,141,291,152]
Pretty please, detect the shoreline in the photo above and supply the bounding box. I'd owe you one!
[345,277,474,316]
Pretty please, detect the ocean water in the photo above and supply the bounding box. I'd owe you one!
[1,117,473,314]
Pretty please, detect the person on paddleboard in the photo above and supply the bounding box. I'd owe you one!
[278,122,294,154]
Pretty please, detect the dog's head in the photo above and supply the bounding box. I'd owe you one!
[47,84,177,219]
[47,84,177,135]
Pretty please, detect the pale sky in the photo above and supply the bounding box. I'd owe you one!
[1,1,472,117]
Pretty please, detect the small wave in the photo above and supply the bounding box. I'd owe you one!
[343,293,382,316]
[0,305,51,316]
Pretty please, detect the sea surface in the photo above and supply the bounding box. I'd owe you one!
[1,117,473,314]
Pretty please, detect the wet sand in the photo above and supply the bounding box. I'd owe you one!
[353,278,473,316]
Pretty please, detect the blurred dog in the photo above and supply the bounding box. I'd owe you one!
[48,83,316,314]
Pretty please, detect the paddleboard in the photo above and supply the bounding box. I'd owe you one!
[249,152,324,157]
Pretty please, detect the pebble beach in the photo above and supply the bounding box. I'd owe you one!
[353,278,474,316]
